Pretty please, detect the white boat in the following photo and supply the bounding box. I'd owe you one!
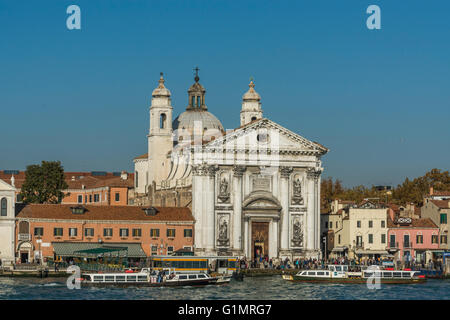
[81,268,231,287]
[282,265,426,284]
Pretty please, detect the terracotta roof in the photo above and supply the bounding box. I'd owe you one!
[91,176,134,188]
[134,153,148,160]
[65,176,102,189]
[430,200,450,209]
[431,190,450,197]
[15,204,194,222]
[0,171,134,190]
[387,215,438,229]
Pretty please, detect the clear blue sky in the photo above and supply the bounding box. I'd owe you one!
[0,0,449,187]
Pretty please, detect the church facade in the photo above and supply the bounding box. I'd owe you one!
[134,71,328,260]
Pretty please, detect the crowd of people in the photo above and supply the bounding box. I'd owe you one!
[239,255,446,272]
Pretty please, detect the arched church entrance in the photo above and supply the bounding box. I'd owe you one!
[243,191,282,261]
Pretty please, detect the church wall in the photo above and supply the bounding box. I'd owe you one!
[0,182,16,265]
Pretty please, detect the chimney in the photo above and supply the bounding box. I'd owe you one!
[121,171,128,180]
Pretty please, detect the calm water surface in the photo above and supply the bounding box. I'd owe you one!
[0,277,448,300]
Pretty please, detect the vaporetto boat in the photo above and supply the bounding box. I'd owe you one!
[282,265,426,284]
[81,268,231,287]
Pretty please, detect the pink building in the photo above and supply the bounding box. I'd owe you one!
[387,208,439,264]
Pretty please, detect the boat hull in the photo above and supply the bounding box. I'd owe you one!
[81,278,225,287]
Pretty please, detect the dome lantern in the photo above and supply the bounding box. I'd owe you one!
[187,67,207,111]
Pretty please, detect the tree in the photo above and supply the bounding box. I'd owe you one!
[392,168,450,206]
[20,161,69,204]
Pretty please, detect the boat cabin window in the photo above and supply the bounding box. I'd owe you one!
[138,275,147,282]
[335,266,342,272]
[116,275,126,281]
[105,276,114,282]
[198,274,206,279]
[317,271,324,276]
[188,275,197,280]
[342,266,348,272]
[307,271,315,276]
[179,275,188,280]
[127,275,137,282]
[383,272,392,278]
[393,272,402,278]
[93,275,103,282]
[402,272,410,278]
[325,272,329,276]
[328,266,335,271]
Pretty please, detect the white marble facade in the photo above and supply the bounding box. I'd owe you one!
[189,119,327,260]
[134,72,328,260]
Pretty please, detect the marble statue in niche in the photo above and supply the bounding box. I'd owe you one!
[217,217,229,246]
[218,177,230,203]
[292,177,304,205]
[291,218,303,247]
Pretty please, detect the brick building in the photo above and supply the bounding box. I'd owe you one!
[14,204,194,263]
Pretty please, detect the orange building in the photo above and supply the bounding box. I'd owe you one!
[15,204,194,263]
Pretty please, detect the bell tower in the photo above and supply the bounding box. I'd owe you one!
[148,73,173,188]
[240,79,263,126]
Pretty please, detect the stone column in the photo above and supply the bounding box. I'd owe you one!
[279,166,293,254]
[306,167,322,257]
[244,217,250,258]
[269,218,279,259]
[205,165,218,254]
[191,164,205,253]
[233,165,246,254]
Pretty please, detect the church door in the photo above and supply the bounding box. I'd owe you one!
[251,222,269,262]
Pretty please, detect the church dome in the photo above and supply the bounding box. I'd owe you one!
[173,110,224,135]
[152,72,171,97]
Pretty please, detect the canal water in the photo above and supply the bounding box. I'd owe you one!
[0,276,448,300]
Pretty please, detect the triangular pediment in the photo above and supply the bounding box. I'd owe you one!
[201,118,328,156]
[0,179,15,191]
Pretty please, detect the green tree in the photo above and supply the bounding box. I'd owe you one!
[20,161,69,204]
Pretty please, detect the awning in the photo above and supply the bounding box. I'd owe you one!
[52,242,146,258]
[355,250,389,255]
